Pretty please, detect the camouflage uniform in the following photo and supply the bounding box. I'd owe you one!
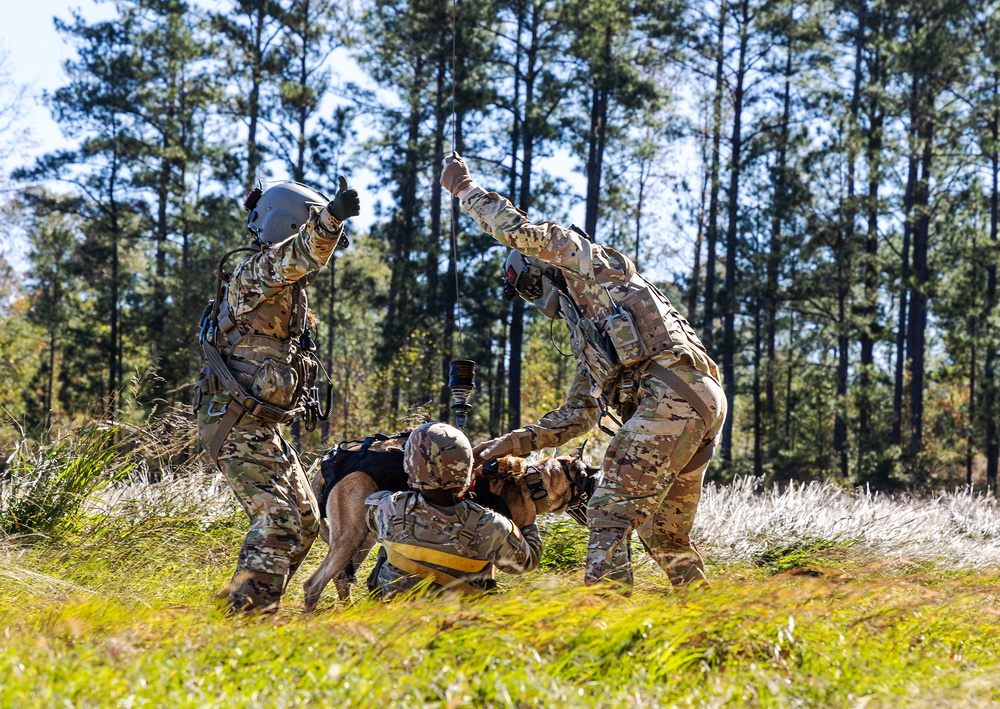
[459,185,727,587]
[365,491,542,597]
[364,421,542,598]
[195,205,344,611]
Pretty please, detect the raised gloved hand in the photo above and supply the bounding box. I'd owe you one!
[473,429,534,464]
[326,175,360,222]
[441,152,475,197]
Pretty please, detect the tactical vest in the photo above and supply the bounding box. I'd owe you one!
[377,494,495,595]
[561,268,715,401]
[194,271,322,460]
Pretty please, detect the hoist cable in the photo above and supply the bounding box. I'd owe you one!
[449,0,465,354]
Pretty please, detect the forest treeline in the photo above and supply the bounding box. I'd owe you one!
[0,0,998,490]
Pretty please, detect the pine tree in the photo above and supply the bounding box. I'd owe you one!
[19,7,150,416]
[211,0,285,192]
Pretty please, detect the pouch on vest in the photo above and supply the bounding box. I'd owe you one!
[250,358,300,409]
[606,307,645,366]
[299,350,320,390]
[618,285,678,360]
[570,316,621,396]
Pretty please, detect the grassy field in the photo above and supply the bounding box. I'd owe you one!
[3,448,1000,707]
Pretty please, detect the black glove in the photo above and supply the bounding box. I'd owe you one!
[327,175,360,222]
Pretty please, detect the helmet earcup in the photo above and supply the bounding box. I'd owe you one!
[533,278,562,319]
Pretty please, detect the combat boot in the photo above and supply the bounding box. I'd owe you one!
[224,570,286,614]
[663,546,707,587]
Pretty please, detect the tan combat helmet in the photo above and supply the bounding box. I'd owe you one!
[405,422,474,494]
[245,181,328,245]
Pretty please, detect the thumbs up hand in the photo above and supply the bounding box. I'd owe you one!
[327,175,361,222]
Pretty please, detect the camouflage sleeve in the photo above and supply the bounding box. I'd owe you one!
[479,514,541,575]
[365,490,394,535]
[233,206,345,296]
[460,186,634,280]
[524,364,600,449]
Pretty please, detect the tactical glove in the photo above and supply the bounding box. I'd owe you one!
[325,175,361,224]
[441,152,476,197]
[473,429,534,463]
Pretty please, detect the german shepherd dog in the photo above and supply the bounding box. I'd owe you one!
[302,434,598,611]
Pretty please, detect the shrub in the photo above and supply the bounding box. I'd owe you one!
[1,423,135,538]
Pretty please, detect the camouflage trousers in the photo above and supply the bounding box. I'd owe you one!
[586,363,726,588]
[198,392,320,604]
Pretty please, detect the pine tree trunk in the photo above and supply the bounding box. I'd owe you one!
[766,23,792,461]
[153,127,170,383]
[46,287,57,430]
[108,144,121,416]
[968,314,977,487]
[687,157,707,323]
[858,103,883,464]
[246,3,266,192]
[892,120,918,448]
[752,295,762,478]
[835,0,866,479]
[985,94,999,489]
[721,0,749,463]
[295,3,309,181]
[430,56,449,421]
[703,0,726,351]
[584,23,612,240]
[907,112,934,459]
[508,0,541,431]
[322,256,335,446]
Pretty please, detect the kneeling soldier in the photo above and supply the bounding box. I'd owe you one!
[366,422,542,598]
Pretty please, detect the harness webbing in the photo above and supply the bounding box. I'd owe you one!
[383,540,489,573]
[383,541,484,595]
[644,360,721,474]
[201,341,300,461]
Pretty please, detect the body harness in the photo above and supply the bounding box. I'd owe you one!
[195,246,332,461]
[476,457,598,525]
[379,494,494,595]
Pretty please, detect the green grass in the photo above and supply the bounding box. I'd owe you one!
[3,503,1000,708]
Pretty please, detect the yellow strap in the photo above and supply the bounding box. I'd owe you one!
[382,540,490,573]
[382,543,483,595]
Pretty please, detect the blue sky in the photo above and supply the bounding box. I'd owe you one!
[4,2,117,161]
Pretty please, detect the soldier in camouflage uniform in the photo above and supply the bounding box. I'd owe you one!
[366,422,542,598]
[441,153,727,589]
[195,177,360,613]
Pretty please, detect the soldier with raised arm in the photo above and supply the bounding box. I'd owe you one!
[441,153,727,590]
[194,178,360,613]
